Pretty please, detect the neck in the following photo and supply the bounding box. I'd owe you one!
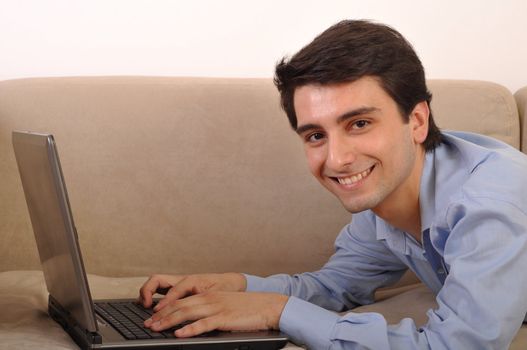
[377,201,422,242]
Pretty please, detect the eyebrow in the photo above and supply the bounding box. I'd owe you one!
[295,106,379,135]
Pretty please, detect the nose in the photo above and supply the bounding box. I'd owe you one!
[326,134,356,171]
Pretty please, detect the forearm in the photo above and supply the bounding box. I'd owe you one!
[279,297,430,350]
[244,217,408,310]
[245,272,360,312]
[279,297,517,350]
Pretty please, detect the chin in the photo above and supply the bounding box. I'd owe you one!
[339,200,369,214]
[338,193,382,214]
[343,205,369,214]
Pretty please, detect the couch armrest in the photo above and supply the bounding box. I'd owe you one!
[514,86,527,153]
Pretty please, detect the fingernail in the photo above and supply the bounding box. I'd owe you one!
[151,321,161,330]
[144,318,152,327]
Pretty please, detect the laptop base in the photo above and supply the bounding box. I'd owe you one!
[49,295,288,350]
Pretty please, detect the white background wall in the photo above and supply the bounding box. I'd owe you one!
[0,0,525,92]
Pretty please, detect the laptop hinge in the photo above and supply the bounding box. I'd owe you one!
[48,295,102,348]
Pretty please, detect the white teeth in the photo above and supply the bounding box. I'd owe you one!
[337,167,372,185]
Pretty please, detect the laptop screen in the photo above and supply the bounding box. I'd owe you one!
[12,131,98,332]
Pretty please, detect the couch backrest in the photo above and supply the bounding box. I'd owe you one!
[0,77,521,277]
[429,80,520,149]
[514,86,527,153]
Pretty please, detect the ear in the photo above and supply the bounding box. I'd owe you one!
[409,101,430,144]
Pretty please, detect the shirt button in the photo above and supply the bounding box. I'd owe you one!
[437,267,445,275]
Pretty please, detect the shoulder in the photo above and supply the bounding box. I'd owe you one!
[435,132,527,211]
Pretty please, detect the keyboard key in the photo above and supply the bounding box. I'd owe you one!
[95,301,168,340]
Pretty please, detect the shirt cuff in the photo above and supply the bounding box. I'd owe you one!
[244,274,267,292]
[279,296,339,350]
[243,274,288,294]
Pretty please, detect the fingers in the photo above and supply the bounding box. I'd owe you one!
[154,276,215,311]
[153,281,189,311]
[144,291,288,338]
[175,317,222,338]
[138,274,180,308]
[140,273,248,310]
[145,295,219,332]
[148,313,222,339]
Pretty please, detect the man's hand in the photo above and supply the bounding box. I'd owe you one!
[138,273,247,309]
[143,291,289,338]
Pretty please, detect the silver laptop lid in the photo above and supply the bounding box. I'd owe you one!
[12,131,98,332]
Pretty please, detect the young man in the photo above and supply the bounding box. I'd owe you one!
[139,20,527,349]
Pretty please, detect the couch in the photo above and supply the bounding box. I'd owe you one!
[0,77,526,349]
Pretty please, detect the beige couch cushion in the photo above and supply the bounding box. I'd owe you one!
[1,271,525,350]
[0,77,525,349]
[0,77,521,279]
[0,77,350,277]
[514,86,527,153]
[429,79,520,148]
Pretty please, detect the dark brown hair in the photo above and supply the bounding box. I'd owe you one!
[274,20,442,151]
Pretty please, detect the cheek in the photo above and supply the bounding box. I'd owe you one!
[304,147,326,176]
[364,127,407,171]
[358,132,386,160]
[386,129,417,173]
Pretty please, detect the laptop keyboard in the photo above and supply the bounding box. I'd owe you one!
[94,301,187,340]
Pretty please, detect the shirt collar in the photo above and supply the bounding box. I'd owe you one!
[375,215,426,257]
[375,216,397,240]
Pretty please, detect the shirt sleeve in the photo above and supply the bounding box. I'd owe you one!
[422,198,527,349]
[250,199,527,349]
[278,297,430,350]
[246,212,408,311]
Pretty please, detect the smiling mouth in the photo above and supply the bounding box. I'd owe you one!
[331,165,375,186]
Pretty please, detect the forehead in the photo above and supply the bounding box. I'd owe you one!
[293,77,393,124]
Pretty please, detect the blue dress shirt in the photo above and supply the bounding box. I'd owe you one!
[246,131,527,349]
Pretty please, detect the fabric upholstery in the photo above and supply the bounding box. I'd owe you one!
[1,271,525,350]
[514,86,527,153]
[0,77,525,349]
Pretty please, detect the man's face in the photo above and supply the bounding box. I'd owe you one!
[293,76,428,214]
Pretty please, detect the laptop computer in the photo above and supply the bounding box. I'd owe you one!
[12,130,289,350]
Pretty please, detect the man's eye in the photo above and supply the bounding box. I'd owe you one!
[351,120,369,129]
[307,132,324,142]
